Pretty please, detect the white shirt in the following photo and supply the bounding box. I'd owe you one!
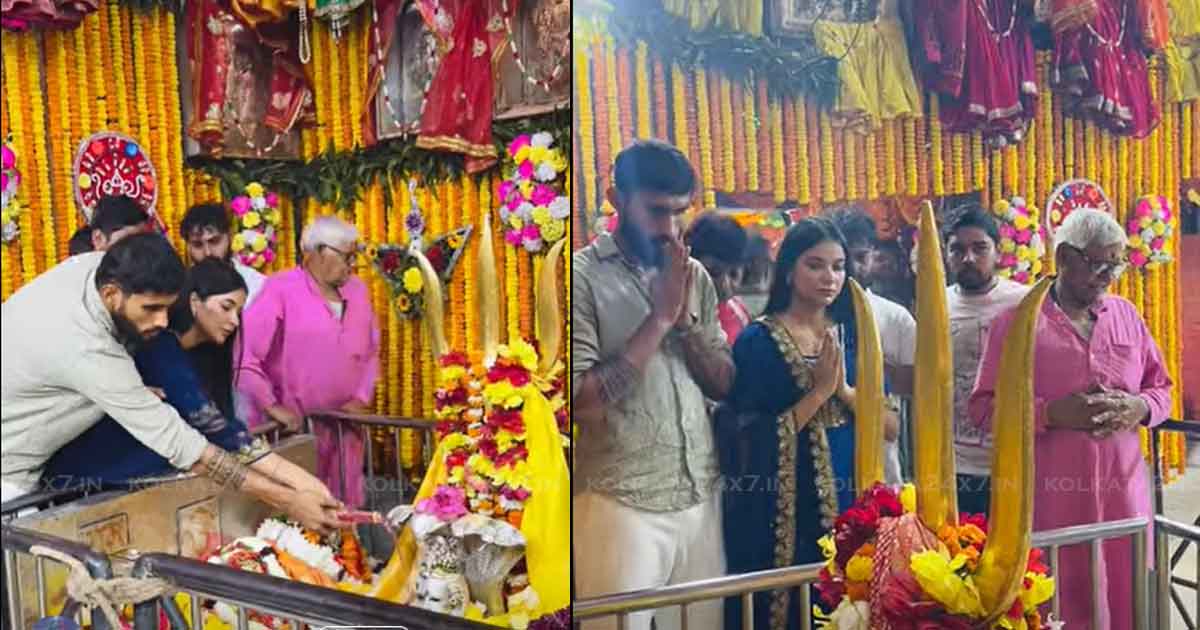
[234,261,266,308]
[947,278,1030,476]
[866,290,915,486]
[1,253,209,500]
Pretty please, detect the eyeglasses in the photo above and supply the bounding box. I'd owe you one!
[1068,245,1127,278]
[320,244,360,266]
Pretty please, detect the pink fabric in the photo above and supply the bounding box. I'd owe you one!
[236,267,380,508]
[717,297,751,346]
[969,293,1172,630]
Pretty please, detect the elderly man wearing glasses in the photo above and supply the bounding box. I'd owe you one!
[969,208,1172,630]
[236,215,380,508]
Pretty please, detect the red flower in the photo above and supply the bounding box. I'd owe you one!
[441,352,470,368]
[861,483,903,517]
[435,387,469,407]
[1007,597,1025,619]
[833,505,880,566]
[426,247,447,273]
[446,451,469,469]
[879,573,975,630]
[1026,548,1048,574]
[495,445,529,467]
[381,251,402,274]
[815,566,846,608]
[489,364,531,387]
[960,512,989,534]
[478,438,499,460]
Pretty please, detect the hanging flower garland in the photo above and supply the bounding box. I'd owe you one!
[992,196,1047,285]
[499,132,570,253]
[1127,195,1174,269]
[229,182,282,270]
[1,141,22,245]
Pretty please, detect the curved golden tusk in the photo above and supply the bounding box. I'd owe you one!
[409,246,447,362]
[536,238,567,375]
[913,200,958,530]
[477,210,500,365]
[848,278,885,491]
[975,277,1053,619]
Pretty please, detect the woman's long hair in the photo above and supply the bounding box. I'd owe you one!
[168,259,248,421]
[762,216,856,326]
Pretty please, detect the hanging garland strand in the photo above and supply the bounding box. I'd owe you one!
[190,109,569,210]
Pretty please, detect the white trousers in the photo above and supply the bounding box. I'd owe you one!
[574,491,726,630]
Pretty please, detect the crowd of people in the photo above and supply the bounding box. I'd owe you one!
[571,140,1173,630]
[1,196,382,535]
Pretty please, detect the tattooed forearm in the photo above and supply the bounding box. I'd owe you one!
[592,356,641,404]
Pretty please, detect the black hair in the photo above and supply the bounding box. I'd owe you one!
[763,216,856,325]
[94,232,186,296]
[180,203,232,240]
[91,195,149,237]
[612,139,696,198]
[685,211,748,266]
[826,207,878,249]
[68,227,95,256]
[169,258,248,422]
[945,204,1002,246]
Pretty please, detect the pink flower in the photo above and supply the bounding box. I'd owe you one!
[1013,271,1029,283]
[999,224,1017,239]
[505,229,523,246]
[1000,253,1018,268]
[264,192,279,208]
[1151,237,1165,250]
[522,223,541,240]
[263,249,276,264]
[230,196,251,217]
[531,183,558,206]
[518,160,534,179]
[507,196,524,212]
[416,485,468,522]
[1129,249,1148,267]
[1135,201,1152,218]
[1014,229,1032,245]
[499,179,516,201]
[508,135,531,157]
[1,145,14,170]
[1,173,7,192]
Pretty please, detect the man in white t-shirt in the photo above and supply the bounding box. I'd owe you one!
[830,209,913,486]
[945,206,1029,516]
[181,203,267,306]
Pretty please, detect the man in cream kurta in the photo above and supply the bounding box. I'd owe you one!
[1,251,208,502]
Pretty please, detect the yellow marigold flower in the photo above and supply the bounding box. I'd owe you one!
[1153,222,1165,236]
[395,293,412,312]
[900,483,917,513]
[999,238,1016,253]
[531,206,552,226]
[1128,235,1144,248]
[817,535,836,561]
[447,234,463,249]
[1139,216,1152,229]
[1020,571,1055,608]
[910,550,985,616]
[994,199,1010,214]
[441,365,467,384]
[1013,214,1031,230]
[484,380,525,408]
[242,211,262,229]
[845,554,874,582]
[502,339,540,371]
[245,182,264,198]
[541,219,566,242]
[231,234,246,252]
[528,146,549,165]
[515,146,531,164]
[510,215,525,230]
[403,267,424,294]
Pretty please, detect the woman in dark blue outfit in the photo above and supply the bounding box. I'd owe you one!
[717,218,866,630]
[43,260,318,492]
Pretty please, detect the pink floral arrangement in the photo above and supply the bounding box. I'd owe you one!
[1,141,21,245]
[229,182,282,270]
[992,197,1047,285]
[1127,195,1173,269]
[498,132,569,253]
[417,485,470,522]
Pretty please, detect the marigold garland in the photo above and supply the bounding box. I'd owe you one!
[829,117,842,201]
[24,36,54,276]
[863,129,877,200]
[110,3,132,131]
[798,98,813,204]
[671,63,690,158]
[349,23,365,147]
[1085,123,1099,183]
[771,100,786,204]
[757,80,771,194]
[732,79,748,191]
[883,118,897,197]
[821,113,836,203]
[328,31,345,151]
[695,68,715,207]
[45,32,72,260]
[616,46,635,150]
[84,15,105,129]
[783,96,798,201]
[604,37,623,165]
[1024,122,1037,212]
[720,73,736,191]
[653,58,669,141]
[904,118,917,196]
[914,114,927,198]
[842,126,857,201]
[1184,106,1194,178]
[634,41,651,139]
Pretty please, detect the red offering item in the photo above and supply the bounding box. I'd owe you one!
[337,510,386,526]
[73,132,159,223]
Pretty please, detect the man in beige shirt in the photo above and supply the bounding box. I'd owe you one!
[573,140,734,630]
[1,234,346,533]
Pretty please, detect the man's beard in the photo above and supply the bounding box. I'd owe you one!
[616,222,668,268]
[956,268,991,292]
[112,309,159,353]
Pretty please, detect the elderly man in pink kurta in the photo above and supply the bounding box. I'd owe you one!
[969,209,1172,630]
[237,216,380,508]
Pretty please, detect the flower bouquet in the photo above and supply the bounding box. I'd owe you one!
[367,226,472,319]
[814,484,1055,630]
[992,197,1047,285]
[498,132,570,253]
[1127,195,1173,269]
[229,182,282,270]
[1,140,21,245]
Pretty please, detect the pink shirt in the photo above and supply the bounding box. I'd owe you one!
[718,296,752,346]
[968,292,1172,629]
[236,268,381,424]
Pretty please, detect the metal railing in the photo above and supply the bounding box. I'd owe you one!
[2,525,116,630]
[1151,419,1200,629]
[573,517,1151,630]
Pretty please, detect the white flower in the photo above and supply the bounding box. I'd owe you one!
[531,132,553,149]
[825,599,871,630]
[2,221,18,243]
[522,236,543,253]
[1012,196,1026,208]
[548,196,570,219]
[1141,228,1155,243]
[517,201,535,219]
[1016,260,1031,271]
[535,163,558,182]
[242,229,259,244]
[500,206,511,222]
[251,196,267,210]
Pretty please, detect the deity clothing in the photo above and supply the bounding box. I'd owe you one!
[0,0,97,31]
[947,279,1030,487]
[236,267,380,508]
[1165,0,1200,102]
[0,253,208,501]
[571,233,729,624]
[717,317,862,630]
[969,293,1172,630]
[718,295,753,346]
[1052,0,1160,138]
[43,333,270,487]
[812,18,922,133]
[415,0,505,173]
[912,0,1038,146]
